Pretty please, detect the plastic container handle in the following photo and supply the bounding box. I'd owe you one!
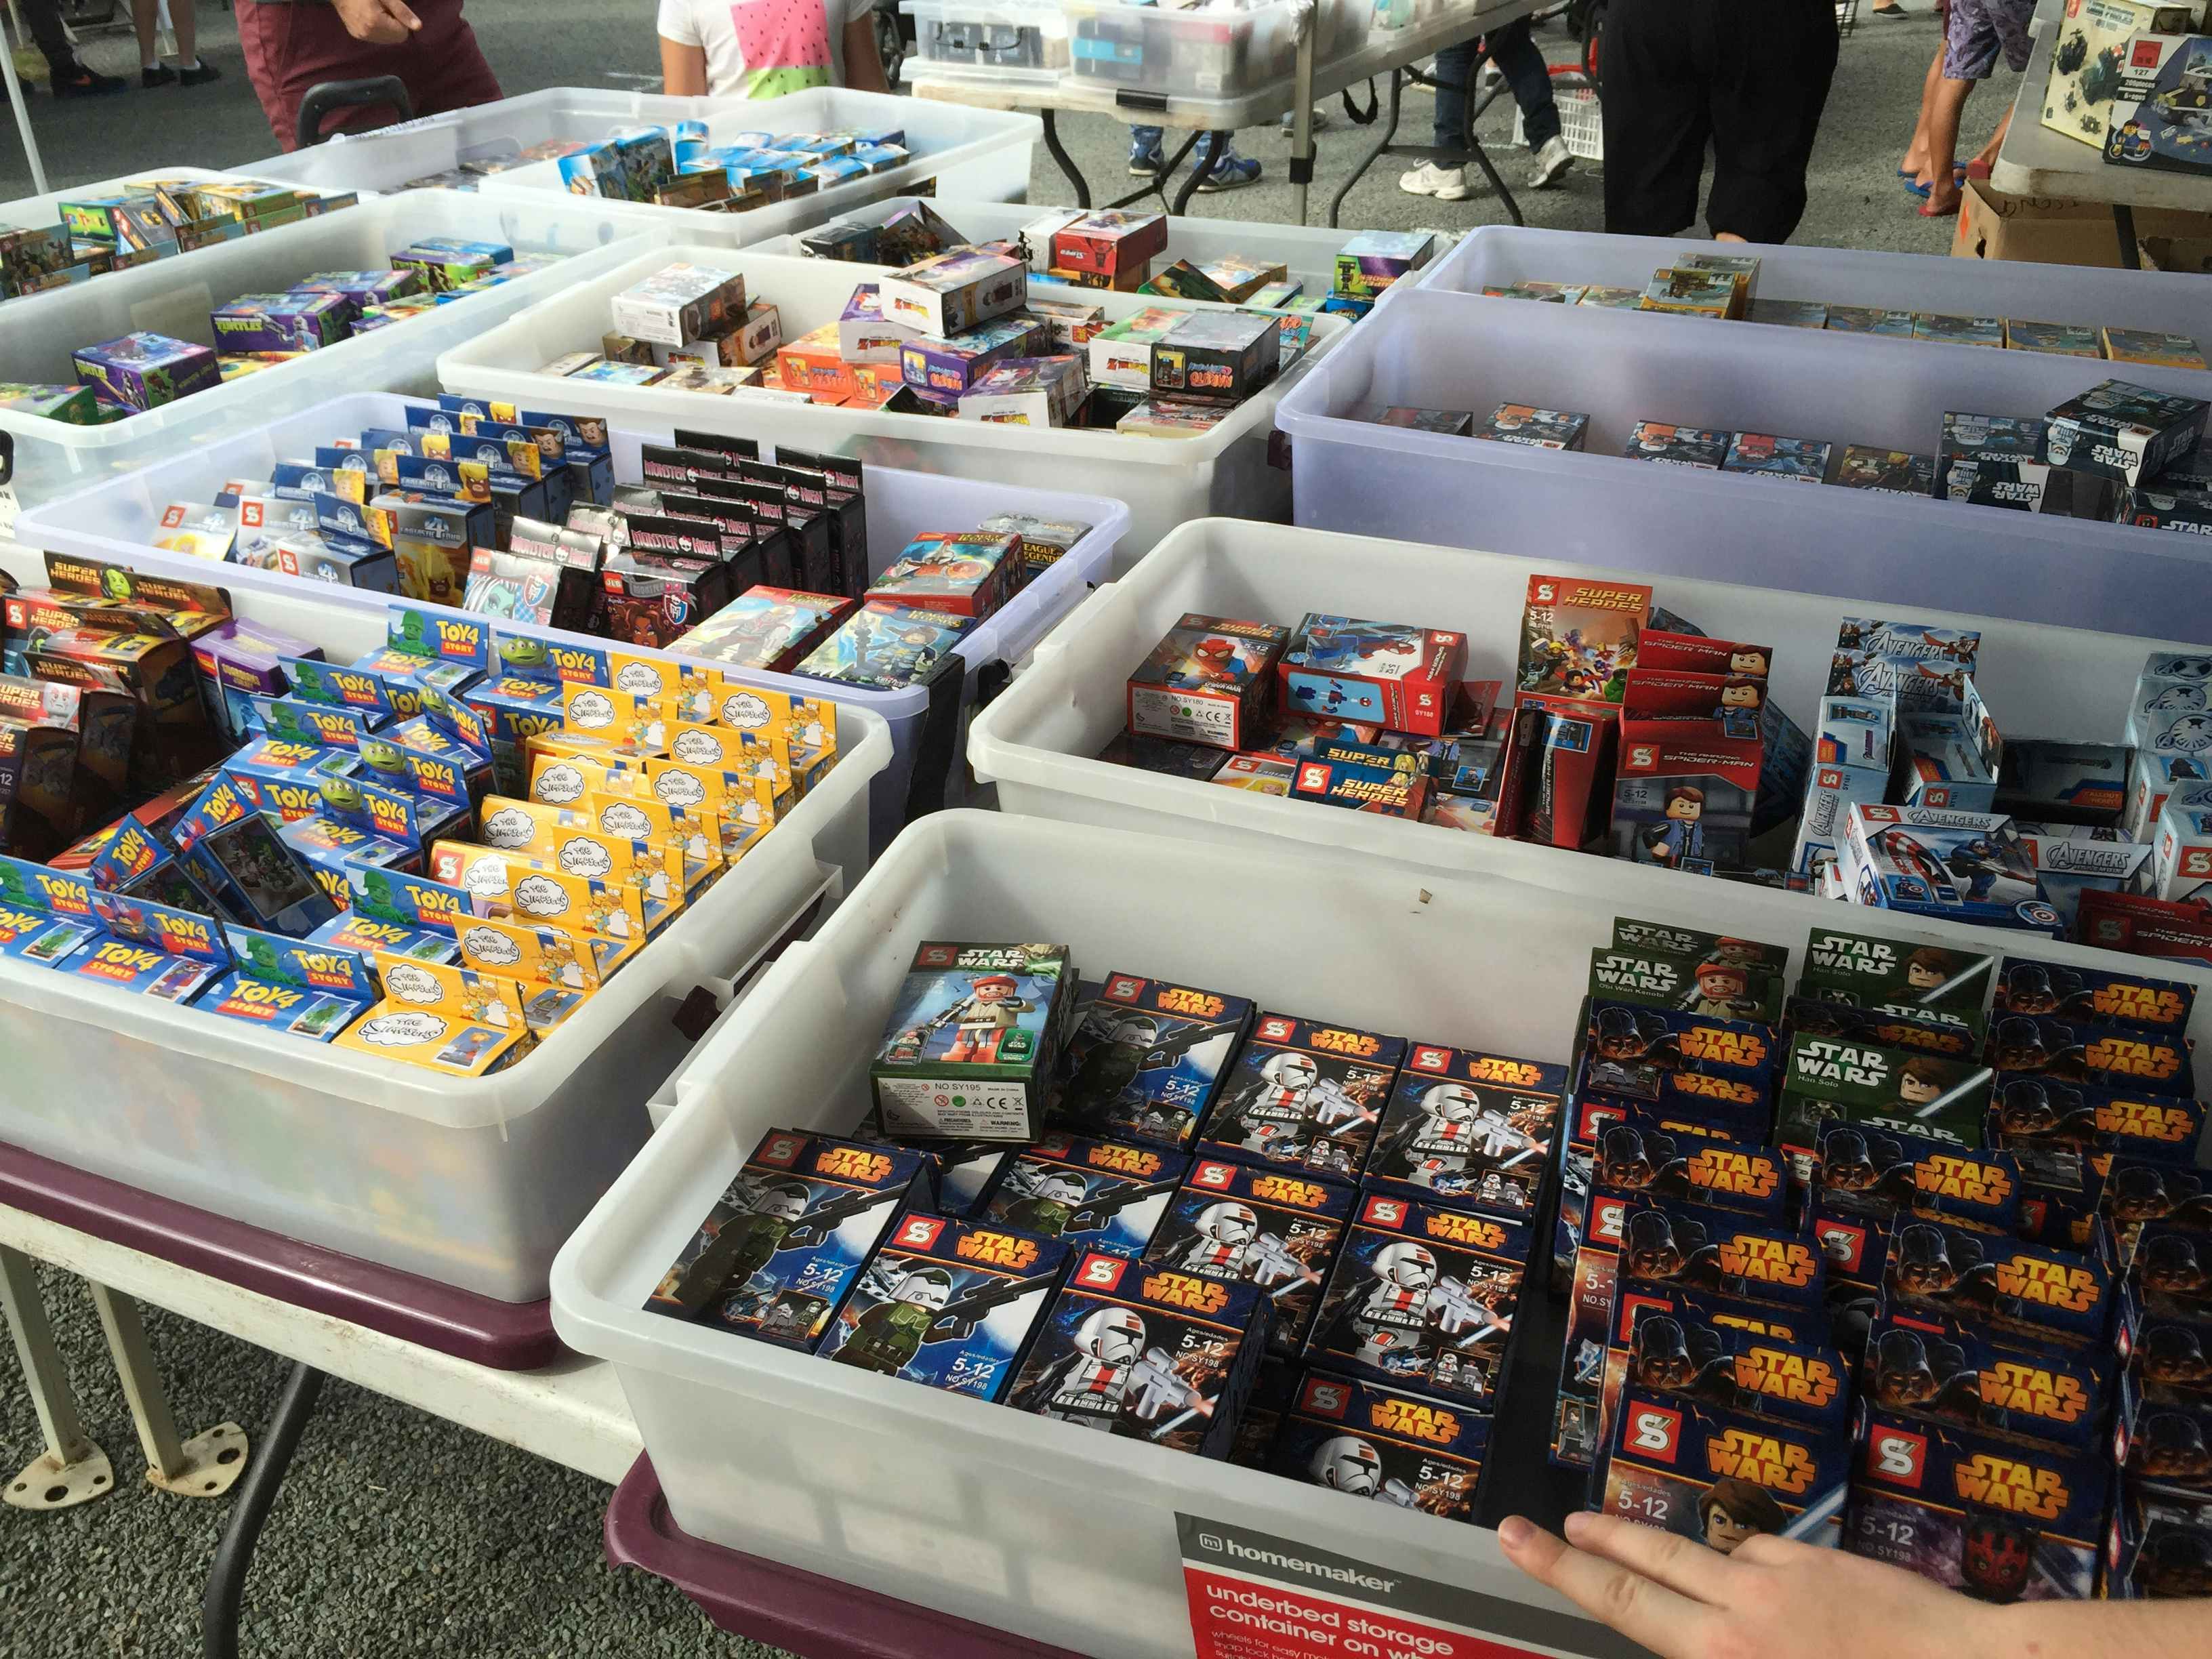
[297,77,415,149]
[1029,581,1118,665]
[663,861,844,1042]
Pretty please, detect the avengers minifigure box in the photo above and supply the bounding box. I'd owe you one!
[1126,612,1292,752]
[1280,615,1467,738]
[1006,1250,1268,1456]
[1367,1047,1563,1221]
[1143,1155,1353,1355]
[1599,1387,1848,1553]
[1861,1306,2106,1449]
[1849,1406,2110,1599]
[1050,970,1254,1149]
[977,1129,1188,1258]
[1517,574,1650,702]
[645,1128,933,1343]
[815,1212,1069,1398]
[1841,804,2054,932]
[2104,33,2212,178]
[1895,676,2002,814]
[2042,379,2210,485]
[1268,1369,1490,1525]
[870,941,1078,1141]
[1307,1194,1532,1412]
[1197,1010,1407,1185]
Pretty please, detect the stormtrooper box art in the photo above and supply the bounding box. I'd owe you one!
[1279,615,1468,739]
[870,941,1079,1141]
[1141,1155,1352,1355]
[815,1212,1069,1399]
[1860,1307,2106,1449]
[1194,1011,1407,1185]
[1599,1388,1848,1553]
[1267,1369,1491,1525]
[1588,943,1786,1027]
[1799,926,1994,1036]
[975,1130,1188,1259]
[1364,1042,1565,1222]
[1306,1194,1532,1413]
[644,1129,935,1351]
[1126,613,1292,752]
[1048,971,1255,1149]
[1990,954,2196,1031]
[1006,1249,1268,1456]
[2040,380,2210,486]
[1849,1406,2111,1599]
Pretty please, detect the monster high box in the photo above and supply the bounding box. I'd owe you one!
[1269,1369,1490,1524]
[1367,1048,1563,1222]
[1143,1155,1353,1355]
[1602,1387,1848,1553]
[1861,1306,2106,1449]
[2043,380,2210,485]
[1849,1406,2110,1598]
[1307,1195,1531,1412]
[815,1212,1069,1398]
[1198,1012,1406,1185]
[1841,804,2054,933]
[1009,1250,1271,1460]
[1050,971,1254,1149]
[976,1130,1187,1259]
[1126,613,1291,752]
[1280,615,1466,739]
[646,1130,933,1352]
[871,941,1077,1141]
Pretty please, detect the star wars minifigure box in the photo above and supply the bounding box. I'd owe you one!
[1279,615,1466,739]
[1722,432,1831,483]
[1591,1109,1788,1220]
[1197,1010,1407,1185]
[977,1130,1187,1258]
[1126,612,1291,752]
[1613,918,1789,974]
[1841,804,2055,933]
[1776,1033,1993,1183]
[1614,1193,1827,1311]
[1622,422,1729,470]
[2042,379,2210,484]
[1471,403,1589,450]
[1814,1122,2024,1236]
[1308,1193,1531,1412]
[1580,1001,1780,1118]
[815,1212,1069,1398]
[1143,1155,1352,1355]
[1599,1386,1848,1553]
[2107,1484,2212,1599]
[1832,447,1937,495]
[1051,210,1168,279]
[2103,33,2212,178]
[1896,676,2002,814]
[1849,1405,2110,1598]
[1268,1369,1491,1524]
[1606,1288,1847,1450]
[1799,925,1993,1035]
[2118,1273,2212,1399]
[1862,1306,2106,1448]
[1006,1249,1268,1456]
[1366,1044,1565,1222]
[1517,575,1650,702]
[1994,1078,2205,1179]
[877,247,1028,337]
[1050,972,1254,1149]
[870,941,1078,1141]
[646,1128,934,1347]
[1881,1210,2114,1349]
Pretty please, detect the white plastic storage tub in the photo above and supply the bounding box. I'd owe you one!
[0,547,888,1301]
[237,87,1040,230]
[1271,286,2212,638]
[1061,0,1359,112]
[0,189,658,525]
[1422,224,2212,337]
[901,0,1074,85]
[437,245,1347,566]
[1,165,234,235]
[12,392,1126,851]
[554,809,2210,1658]
[745,191,1357,302]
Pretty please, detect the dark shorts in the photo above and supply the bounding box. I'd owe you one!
[1601,0,1841,244]
[238,0,504,151]
[1944,0,2034,80]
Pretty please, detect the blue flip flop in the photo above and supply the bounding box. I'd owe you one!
[1902,166,1968,197]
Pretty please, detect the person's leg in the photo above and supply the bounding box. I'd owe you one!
[1403,35,1476,197]
[1601,0,1708,235]
[26,0,127,94]
[1969,104,2010,170]
[1902,35,1945,180]
[133,0,214,84]
[1128,123,1164,172]
[1921,0,2009,215]
[1491,18,1559,148]
[1702,0,1839,241]
[1193,128,1260,190]
[401,0,501,117]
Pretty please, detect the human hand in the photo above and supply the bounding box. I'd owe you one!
[1497,1511,2005,1659]
[331,0,422,46]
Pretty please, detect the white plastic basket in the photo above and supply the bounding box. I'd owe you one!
[552,808,2209,1657]
[436,245,1347,569]
[1511,77,1602,164]
[0,546,888,1301]
[0,189,662,526]
[1271,285,2212,638]
[12,392,1126,853]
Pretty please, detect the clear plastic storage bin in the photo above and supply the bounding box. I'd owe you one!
[552,808,2204,1658]
[902,0,1074,83]
[1271,286,2212,638]
[436,245,1346,567]
[13,392,1125,853]
[0,546,887,1301]
[1063,0,1307,100]
[0,189,659,525]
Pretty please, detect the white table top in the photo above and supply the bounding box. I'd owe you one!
[1992,9,2212,210]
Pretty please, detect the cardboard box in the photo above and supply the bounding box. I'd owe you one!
[1148,309,1280,403]
[1953,176,2212,266]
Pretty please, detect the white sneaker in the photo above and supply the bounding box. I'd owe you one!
[1528,135,1575,189]
[1280,105,1330,133]
[1399,161,1470,201]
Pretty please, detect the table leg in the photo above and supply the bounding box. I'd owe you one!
[1038,110,1091,211]
[1107,128,1203,211]
[1460,39,1525,228]
[89,1283,249,1500]
[2114,203,2140,270]
[1290,12,1316,224]
[203,1360,325,1659]
[1330,67,1404,228]
[1170,131,1216,214]
[1,1244,113,1511]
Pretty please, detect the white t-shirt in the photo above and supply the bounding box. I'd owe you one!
[658,0,879,98]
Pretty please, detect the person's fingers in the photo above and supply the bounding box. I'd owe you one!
[1725,1532,1810,1571]
[380,0,423,28]
[1497,1516,1714,1659]
[1564,1511,1738,1602]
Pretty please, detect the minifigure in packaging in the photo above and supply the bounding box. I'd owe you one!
[1599,1389,1847,1551]
[1366,1042,1563,1221]
[870,941,1078,1140]
[1279,615,1466,738]
[1126,613,1290,752]
[1199,1011,1406,1183]
[1268,1370,1490,1523]
[1144,1155,1351,1355]
[1518,575,1650,701]
[1051,971,1254,1148]
[979,1130,1187,1258]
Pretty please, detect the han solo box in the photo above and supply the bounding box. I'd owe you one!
[871,941,1079,1141]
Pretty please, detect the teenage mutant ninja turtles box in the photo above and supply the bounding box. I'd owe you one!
[815,1212,1069,1397]
[1006,1250,1267,1456]
[1141,1155,1352,1355]
[1365,1044,1565,1221]
[1268,1369,1491,1525]
[1195,1011,1407,1185]
[975,1129,1188,1260]
[1048,972,1254,1149]
[645,1128,934,1351]
[869,941,1078,1141]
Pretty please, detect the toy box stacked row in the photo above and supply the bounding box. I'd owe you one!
[547,117,914,216]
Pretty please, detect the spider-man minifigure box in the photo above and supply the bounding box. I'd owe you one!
[1142,1155,1352,1355]
[870,941,1079,1141]
[1279,614,1467,739]
[1269,1368,1490,1525]
[1048,972,1254,1150]
[1849,1404,2109,1598]
[1601,1388,1849,1555]
[1366,1042,1567,1222]
[1609,677,1763,876]
[1195,1011,1407,1186]
[1125,612,1290,752]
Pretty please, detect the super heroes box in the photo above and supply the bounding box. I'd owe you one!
[1050,971,1254,1149]
[1279,615,1467,738]
[1143,1155,1352,1355]
[1366,1044,1564,1221]
[1599,1387,1849,1553]
[870,941,1078,1141]
[1268,1369,1490,1524]
[1197,1011,1406,1184]
[977,1130,1187,1259]
[1126,613,1290,752]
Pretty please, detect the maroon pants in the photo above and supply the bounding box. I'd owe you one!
[238,0,504,152]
